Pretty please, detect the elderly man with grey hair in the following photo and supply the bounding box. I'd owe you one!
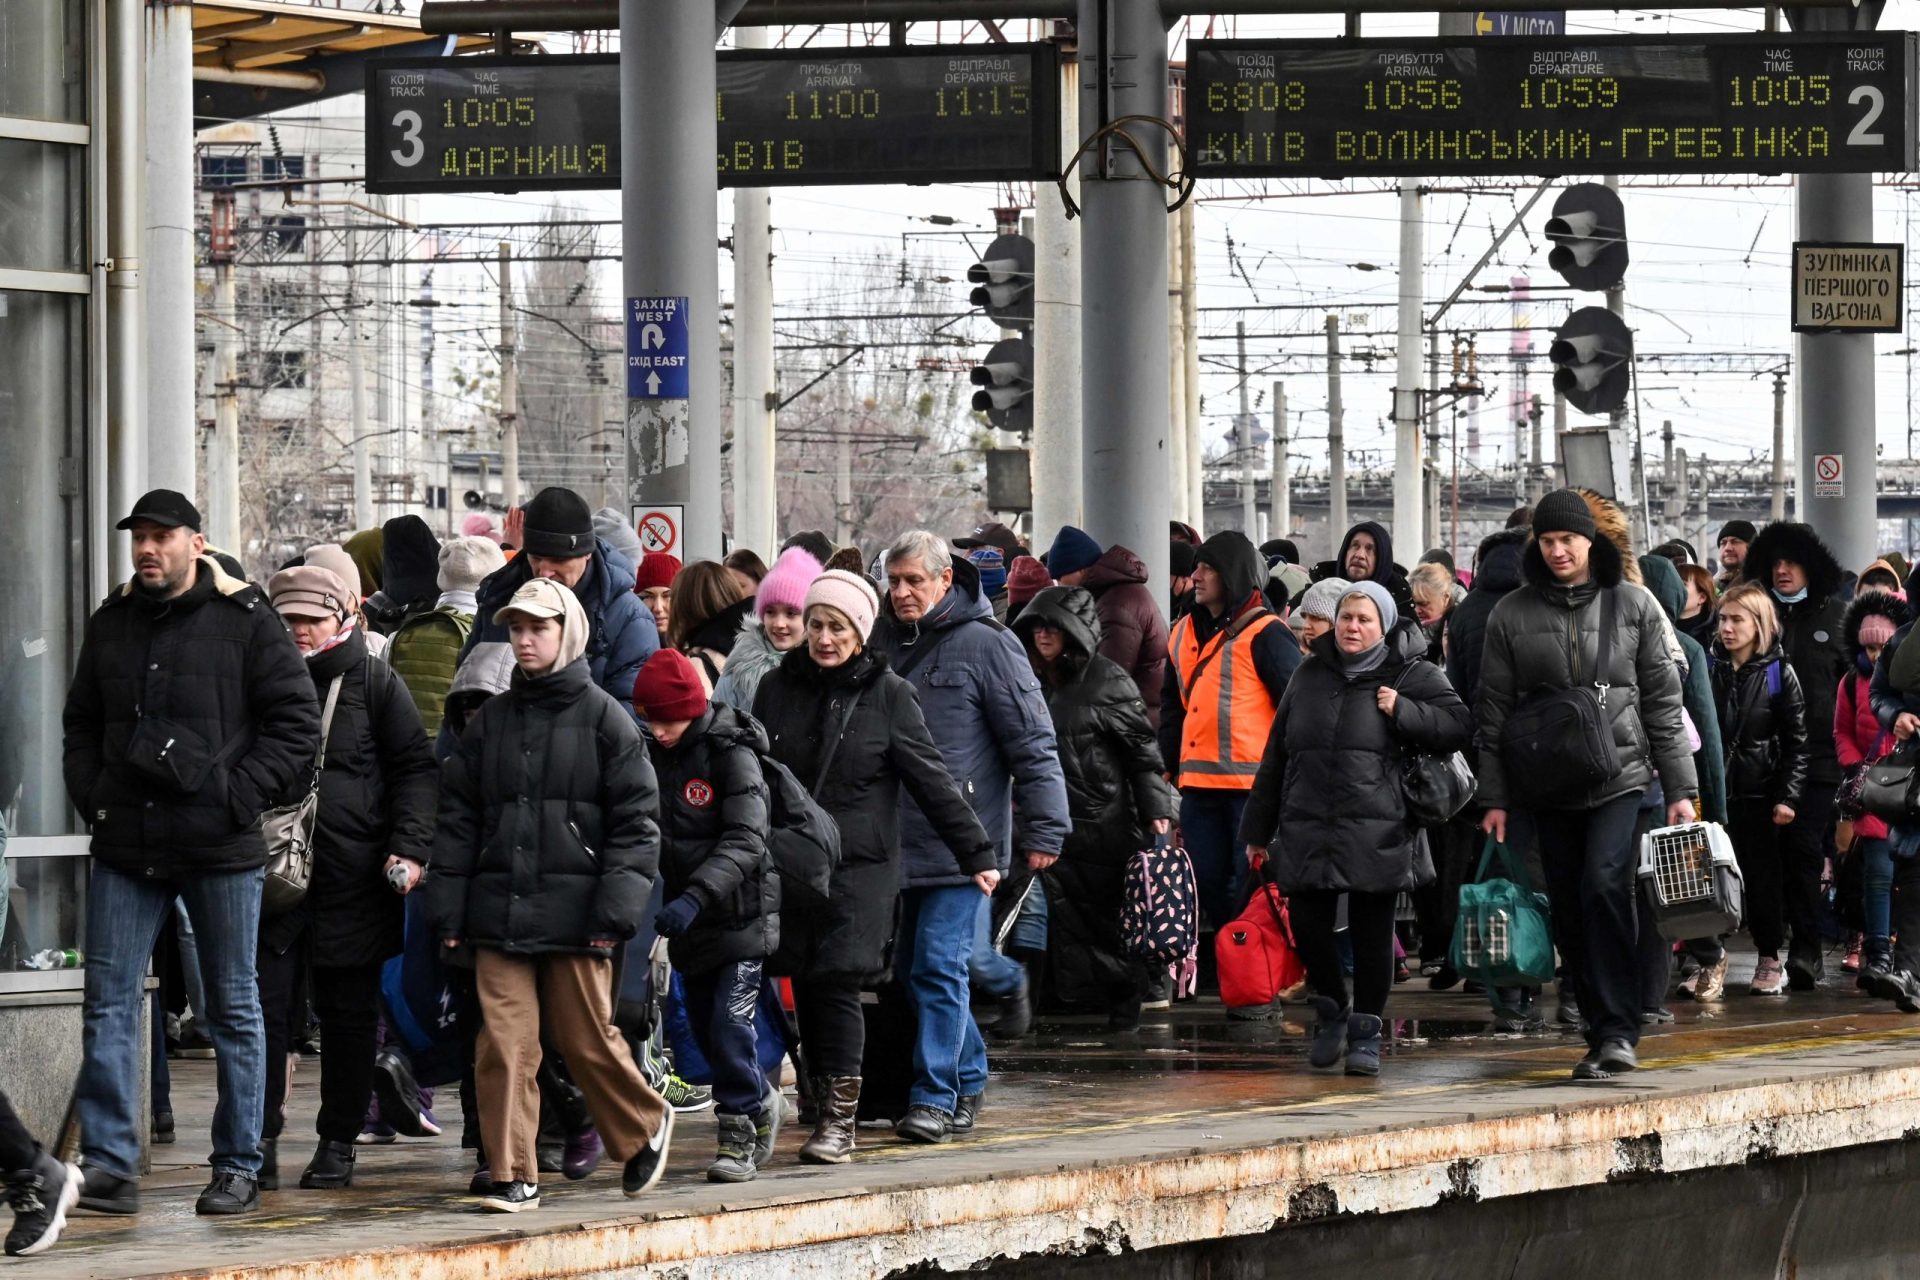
[871,529,1071,1144]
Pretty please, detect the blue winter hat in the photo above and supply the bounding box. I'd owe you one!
[968,547,1008,598]
[1044,525,1104,580]
[1341,580,1400,633]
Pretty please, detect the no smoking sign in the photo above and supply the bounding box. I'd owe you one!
[632,505,683,556]
[1814,454,1844,499]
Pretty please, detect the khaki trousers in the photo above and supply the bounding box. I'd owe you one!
[473,948,667,1185]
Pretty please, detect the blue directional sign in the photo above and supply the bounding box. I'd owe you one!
[1473,10,1566,36]
[627,297,690,399]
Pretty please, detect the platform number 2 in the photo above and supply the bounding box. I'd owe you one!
[1847,85,1885,148]
[391,110,425,167]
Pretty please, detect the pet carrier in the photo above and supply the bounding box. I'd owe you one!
[1637,821,1745,940]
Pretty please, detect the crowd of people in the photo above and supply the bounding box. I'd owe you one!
[3,479,1912,1256]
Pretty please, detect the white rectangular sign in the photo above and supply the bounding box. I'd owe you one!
[1793,242,1903,334]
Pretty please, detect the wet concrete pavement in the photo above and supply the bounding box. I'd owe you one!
[37,952,1920,1278]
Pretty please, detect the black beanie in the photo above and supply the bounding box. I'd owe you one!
[1718,519,1757,546]
[1533,489,1598,541]
[521,487,596,558]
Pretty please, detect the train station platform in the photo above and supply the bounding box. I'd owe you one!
[42,955,1920,1279]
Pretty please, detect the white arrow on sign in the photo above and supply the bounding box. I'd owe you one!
[646,371,662,395]
[640,324,667,350]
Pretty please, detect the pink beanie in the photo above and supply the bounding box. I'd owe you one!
[803,569,879,640]
[1860,614,1898,649]
[461,513,504,544]
[757,546,823,619]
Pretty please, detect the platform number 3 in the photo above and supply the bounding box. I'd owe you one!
[391,110,425,167]
[1847,85,1885,148]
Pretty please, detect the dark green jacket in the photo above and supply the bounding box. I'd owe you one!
[387,605,473,737]
[1639,554,1728,824]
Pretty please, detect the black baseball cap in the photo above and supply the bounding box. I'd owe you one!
[116,489,202,532]
[953,521,1024,555]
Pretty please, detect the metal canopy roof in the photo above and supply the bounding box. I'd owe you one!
[190,1,498,128]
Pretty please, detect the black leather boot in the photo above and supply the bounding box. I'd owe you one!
[798,1077,860,1165]
[298,1140,355,1189]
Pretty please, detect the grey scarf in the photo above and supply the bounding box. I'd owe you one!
[1339,640,1390,680]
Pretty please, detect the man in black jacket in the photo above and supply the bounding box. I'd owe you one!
[1742,521,1851,988]
[1311,520,1416,620]
[62,491,319,1219]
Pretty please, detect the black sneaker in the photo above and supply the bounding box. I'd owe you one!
[195,1171,259,1216]
[951,1092,982,1135]
[1640,1007,1675,1025]
[1875,968,1920,1014]
[5,1153,80,1257]
[1786,955,1822,991]
[372,1048,428,1139]
[76,1166,138,1215]
[258,1138,279,1192]
[895,1105,951,1145]
[467,1158,492,1197]
[990,977,1032,1041]
[151,1110,175,1145]
[536,1143,564,1176]
[480,1180,539,1213]
[298,1140,355,1190]
[622,1108,675,1199]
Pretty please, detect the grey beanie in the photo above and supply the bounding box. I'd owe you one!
[592,507,644,567]
[1297,577,1353,622]
[437,535,507,595]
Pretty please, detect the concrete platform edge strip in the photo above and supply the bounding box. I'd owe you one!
[151,1058,1920,1280]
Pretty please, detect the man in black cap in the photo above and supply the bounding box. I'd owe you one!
[62,490,320,1217]
[952,521,1030,561]
[1716,520,1756,590]
[451,486,658,724]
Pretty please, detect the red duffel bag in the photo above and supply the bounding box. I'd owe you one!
[1216,878,1306,1011]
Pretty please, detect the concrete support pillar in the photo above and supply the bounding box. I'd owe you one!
[1033,50,1083,545]
[730,24,777,554]
[107,0,148,555]
[622,0,722,558]
[1392,182,1425,557]
[1181,200,1202,533]
[145,0,195,500]
[1165,204,1187,525]
[1796,172,1877,565]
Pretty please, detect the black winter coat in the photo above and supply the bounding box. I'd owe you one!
[264,625,438,964]
[754,646,991,979]
[1444,526,1528,714]
[63,559,321,878]
[1744,522,1849,785]
[646,703,778,974]
[1014,587,1177,1008]
[427,657,660,955]
[1708,640,1809,808]
[1239,622,1474,895]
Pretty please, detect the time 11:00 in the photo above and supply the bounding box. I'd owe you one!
[780,86,1031,120]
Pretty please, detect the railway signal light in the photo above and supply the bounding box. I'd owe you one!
[971,337,1034,435]
[1549,306,1634,417]
[1545,182,1630,292]
[968,233,1034,330]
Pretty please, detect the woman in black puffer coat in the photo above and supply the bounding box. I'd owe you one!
[257,565,437,1192]
[752,569,991,1165]
[1011,587,1176,1027]
[1239,582,1472,1079]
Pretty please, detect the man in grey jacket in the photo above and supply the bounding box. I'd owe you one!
[875,530,1070,1144]
[1476,490,1697,1081]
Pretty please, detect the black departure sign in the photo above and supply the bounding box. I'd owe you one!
[1187,33,1917,178]
[365,45,1058,194]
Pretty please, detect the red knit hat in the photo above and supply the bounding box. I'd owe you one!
[632,648,708,722]
[635,552,681,594]
[1006,554,1053,607]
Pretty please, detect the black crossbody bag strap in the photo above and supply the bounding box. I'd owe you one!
[812,685,867,791]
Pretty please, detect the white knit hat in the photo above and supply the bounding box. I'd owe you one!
[438,535,507,594]
[803,569,879,639]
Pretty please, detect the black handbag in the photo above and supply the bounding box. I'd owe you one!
[1391,664,1477,825]
[1501,587,1621,809]
[1860,745,1920,822]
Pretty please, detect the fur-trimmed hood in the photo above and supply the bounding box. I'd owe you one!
[1745,521,1844,603]
[1521,488,1637,591]
[1469,526,1530,597]
[1843,589,1911,666]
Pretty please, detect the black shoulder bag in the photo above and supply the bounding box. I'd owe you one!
[1391,661,1477,825]
[1501,587,1621,809]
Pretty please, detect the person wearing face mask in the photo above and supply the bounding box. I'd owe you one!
[1475,490,1698,1081]
[255,565,438,1192]
[426,577,674,1214]
[62,491,320,1218]
[753,570,991,1161]
[1741,521,1850,989]
[1838,591,1912,1001]
[1239,583,1471,1077]
[1708,583,1809,997]
[712,547,823,713]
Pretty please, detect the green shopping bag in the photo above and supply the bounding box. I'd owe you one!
[1450,835,1556,987]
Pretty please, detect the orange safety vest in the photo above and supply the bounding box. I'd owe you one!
[1169,608,1283,790]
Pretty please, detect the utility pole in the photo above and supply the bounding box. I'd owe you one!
[146,0,195,499]
[1181,201,1203,533]
[1527,394,1546,505]
[1034,43,1083,542]
[1426,327,1442,553]
[1271,381,1289,542]
[1165,185,1187,524]
[731,27,777,554]
[1393,182,1425,553]
[1327,314,1347,540]
[1553,389,1569,489]
[1236,321,1255,534]
[1079,0,1170,592]
[1771,367,1789,522]
[349,287,373,532]
[207,193,241,555]
[497,242,519,515]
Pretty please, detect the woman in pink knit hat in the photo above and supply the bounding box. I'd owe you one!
[711,546,822,713]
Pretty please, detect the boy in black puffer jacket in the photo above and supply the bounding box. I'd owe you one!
[632,649,780,1184]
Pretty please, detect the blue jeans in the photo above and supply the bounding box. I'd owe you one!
[969,891,1027,998]
[78,864,266,1180]
[1179,790,1250,933]
[895,885,990,1114]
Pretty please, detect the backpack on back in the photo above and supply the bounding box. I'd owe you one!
[1121,834,1199,994]
[757,752,841,913]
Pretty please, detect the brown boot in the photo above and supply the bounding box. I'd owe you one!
[797,1076,860,1165]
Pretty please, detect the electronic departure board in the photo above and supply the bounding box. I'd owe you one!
[364,45,1058,194]
[1187,33,1917,179]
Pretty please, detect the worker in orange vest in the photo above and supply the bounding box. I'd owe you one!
[1159,530,1303,950]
